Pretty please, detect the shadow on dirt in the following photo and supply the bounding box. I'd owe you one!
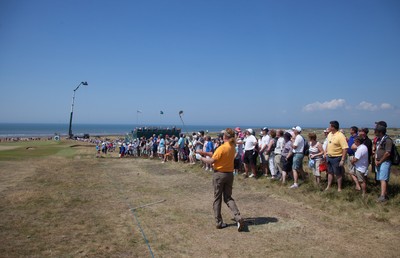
[229,217,279,232]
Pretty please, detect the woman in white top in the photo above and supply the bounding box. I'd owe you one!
[242,129,258,178]
[308,132,325,185]
[265,129,277,179]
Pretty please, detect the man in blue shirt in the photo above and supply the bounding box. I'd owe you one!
[347,126,358,156]
[347,126,358,171]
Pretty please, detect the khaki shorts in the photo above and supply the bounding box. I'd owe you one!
[347,156,354,171]
[350,167,367,182]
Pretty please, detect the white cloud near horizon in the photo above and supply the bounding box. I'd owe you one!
[356,101,394,111]
[380,103,393,110]
[304,99,395,112]
[303,99,346,112]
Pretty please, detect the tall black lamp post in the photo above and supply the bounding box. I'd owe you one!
[68,81,88,138]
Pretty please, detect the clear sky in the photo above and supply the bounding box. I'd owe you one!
[1,0,399,128]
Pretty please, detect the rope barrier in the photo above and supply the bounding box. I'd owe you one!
[104,169,156,258]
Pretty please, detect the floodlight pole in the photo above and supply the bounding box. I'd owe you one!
[178,110,188,136]
[68,81,88,138]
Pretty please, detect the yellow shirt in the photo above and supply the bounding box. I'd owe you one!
[212,141,235,172]
[327,131,348,157]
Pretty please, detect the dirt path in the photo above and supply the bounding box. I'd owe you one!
[0,150,399,257]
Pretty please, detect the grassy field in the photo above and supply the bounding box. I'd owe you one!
[0,137,399,257]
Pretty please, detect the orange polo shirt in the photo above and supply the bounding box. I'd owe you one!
[212,141,235,172]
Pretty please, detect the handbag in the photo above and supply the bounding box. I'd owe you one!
[319,161,327,172]
[308,159,315,168]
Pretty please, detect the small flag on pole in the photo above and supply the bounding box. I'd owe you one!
[179,110,183,116]
[137,110,142,113]
[160,111,164,115]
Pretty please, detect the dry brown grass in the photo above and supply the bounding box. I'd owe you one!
[1,141,400,257]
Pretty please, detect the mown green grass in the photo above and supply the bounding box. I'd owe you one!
[0,140,77,161]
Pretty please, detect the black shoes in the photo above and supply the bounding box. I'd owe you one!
[216,219,245,231]
[216,223,228,229]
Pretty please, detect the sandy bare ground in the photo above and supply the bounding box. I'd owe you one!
[0,146,19,151]
[0,146,399,257]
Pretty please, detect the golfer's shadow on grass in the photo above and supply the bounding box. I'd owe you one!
[230,217,278,232]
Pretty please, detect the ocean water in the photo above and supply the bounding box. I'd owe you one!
[0,123,264,138]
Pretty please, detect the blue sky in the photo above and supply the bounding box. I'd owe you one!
[1,0,399,128]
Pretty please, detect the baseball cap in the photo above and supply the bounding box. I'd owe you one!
[246,128,254,134]
[235,127,241,132]
[375,121,387,128]
[292,126,302,132]
[262,127,269,132]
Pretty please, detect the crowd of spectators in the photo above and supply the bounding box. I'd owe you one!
[0,137,53,142]
[96,120,397,203]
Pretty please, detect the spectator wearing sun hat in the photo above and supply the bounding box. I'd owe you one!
[290,126,305,189]
[235,127,244,139]
[243,128,258,178]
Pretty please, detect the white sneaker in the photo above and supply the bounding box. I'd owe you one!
[237,219,245,232]
[289,183,298,189]
[249,174,255,178]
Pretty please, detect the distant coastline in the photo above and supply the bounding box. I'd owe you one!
[0,123,265,138]
[1,123,399,140]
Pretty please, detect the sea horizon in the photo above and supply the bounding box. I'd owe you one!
[1,122,296,138]
[1,122,398,139]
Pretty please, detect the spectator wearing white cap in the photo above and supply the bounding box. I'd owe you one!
[243,128,258,178]
[290,126,305,189]
[259,127,271,177]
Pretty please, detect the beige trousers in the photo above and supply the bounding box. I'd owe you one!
[213,172,242,227]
